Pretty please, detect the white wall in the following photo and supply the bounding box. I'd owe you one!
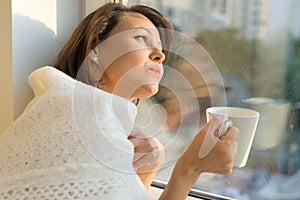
[12,0,83,119]
[84,0,108,15]
[0,0,14,134]
[0,0,84,134]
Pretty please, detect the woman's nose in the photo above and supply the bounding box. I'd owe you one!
[150,48,165,64]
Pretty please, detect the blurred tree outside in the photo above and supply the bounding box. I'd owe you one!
[286,37,300,129]
[195,28,285,98]
[286,37,300,103]
[195,28,254,92]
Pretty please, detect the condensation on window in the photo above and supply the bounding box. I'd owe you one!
[130,0,300,199]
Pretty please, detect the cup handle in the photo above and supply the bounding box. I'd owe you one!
[218,120,233,138]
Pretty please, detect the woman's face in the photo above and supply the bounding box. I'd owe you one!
[97,12,165,101]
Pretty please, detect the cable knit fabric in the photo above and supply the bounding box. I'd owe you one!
[0,66,149,200]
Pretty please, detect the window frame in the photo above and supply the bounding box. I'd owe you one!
[151,179,236,200]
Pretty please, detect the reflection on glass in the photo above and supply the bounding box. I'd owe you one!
[130,0,300,199]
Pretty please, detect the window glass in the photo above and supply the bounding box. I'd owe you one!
[129,0,300,199]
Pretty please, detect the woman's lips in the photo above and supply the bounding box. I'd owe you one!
[148,66,162,74]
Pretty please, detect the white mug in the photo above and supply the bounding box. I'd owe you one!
[206,107,259,167]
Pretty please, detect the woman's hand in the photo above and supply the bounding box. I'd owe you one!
[184,116,239,176]
[128,128,164,190]
[159,116,239,200]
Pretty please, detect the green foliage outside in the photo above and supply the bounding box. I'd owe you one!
[195,28,256,93]
[195,28,288,98]
[286,37,300,102]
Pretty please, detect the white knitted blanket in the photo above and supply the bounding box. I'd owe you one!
[0,66,149,199]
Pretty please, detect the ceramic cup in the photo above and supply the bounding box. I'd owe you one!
[206,107,259,167]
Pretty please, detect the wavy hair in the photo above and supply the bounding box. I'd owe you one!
[54,3,173,78]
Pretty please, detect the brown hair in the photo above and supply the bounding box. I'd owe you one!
[54,3,173,78]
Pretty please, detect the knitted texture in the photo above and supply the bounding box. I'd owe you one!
[0,66,148,200]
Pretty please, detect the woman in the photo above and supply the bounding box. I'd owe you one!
[55,2,174,191]
[0,3,238,200]
[55,2,238,198]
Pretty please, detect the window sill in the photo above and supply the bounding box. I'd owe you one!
[149,185,203,200]
[150,180,236,200]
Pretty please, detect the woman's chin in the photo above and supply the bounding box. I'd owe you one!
[135,84,159,99]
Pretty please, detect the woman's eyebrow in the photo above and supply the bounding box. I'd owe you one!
[132,27,153,35]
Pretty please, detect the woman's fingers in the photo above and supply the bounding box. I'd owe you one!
[128,128,164,172]
[132,142,161,163]
[221,126,239,141]
[133,150,161,168]
[181,116,239,176]
[219,126,239,158]
[198,116,226,158]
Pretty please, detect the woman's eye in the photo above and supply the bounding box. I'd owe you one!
[135,35,148,44]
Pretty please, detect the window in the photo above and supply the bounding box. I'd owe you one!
[129,0,300,199]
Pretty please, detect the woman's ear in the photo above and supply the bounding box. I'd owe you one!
[90,48,99,64]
